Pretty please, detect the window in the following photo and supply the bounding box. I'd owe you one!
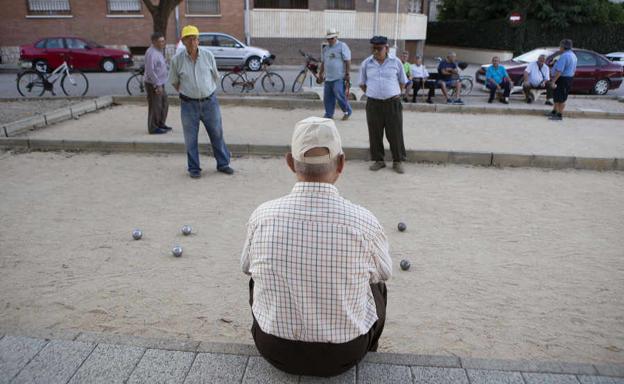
[186,0,220,14]
[107,0,141,13]
[66,38,88,49]
[576,51,596,67]
[216,36,239,48]
[27,0,71,15]
[327,0,354,10]
[407,0,421,13]
[35,40,46,49]
[45,38,65,49]
[254,0,308,9]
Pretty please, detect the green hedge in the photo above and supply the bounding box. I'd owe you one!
[427,20,624,55]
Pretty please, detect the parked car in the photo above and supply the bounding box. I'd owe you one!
[175,32,270,71]
[606,52,624,66]
[475,47,624,95]
[20,37,133,72]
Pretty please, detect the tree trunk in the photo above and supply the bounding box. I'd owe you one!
[151,9,168,36]
[142,0,183,38]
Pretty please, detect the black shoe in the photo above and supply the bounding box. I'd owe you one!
[426,99,433,104]
[161,125,173,131]
[218,166,234,175]
[549,114,563,121]
[544,110,556,117]
[526,98,533,104]
[488,98,494,104]
[189,171,201,179]
[501,98,509,104]
[149,127,168,134]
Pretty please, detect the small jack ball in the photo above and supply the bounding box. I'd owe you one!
[400,259,411,271]
[172,246,183,257]
[132,229,142,240]
[397,222,407,232]
[181,225,192,236]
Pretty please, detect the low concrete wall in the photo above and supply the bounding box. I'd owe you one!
[424,45,513,64]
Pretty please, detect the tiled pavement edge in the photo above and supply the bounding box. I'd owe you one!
[0,331,623,383]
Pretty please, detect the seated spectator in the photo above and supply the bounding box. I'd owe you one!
[241,117,392,377]
[522,54,554,105]
[401,51,412,101]
[485,56,512,104]
[410,55,433,103]
[437,52,464,104]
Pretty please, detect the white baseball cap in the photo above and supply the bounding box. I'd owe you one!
[291,117,343,164]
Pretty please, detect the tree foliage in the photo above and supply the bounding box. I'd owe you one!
[438,0,624,28]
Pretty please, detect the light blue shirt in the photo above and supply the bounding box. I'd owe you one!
[358,55,408,100]
[553,50,577,77]
[168,47,220,99]
[322,41,351,82]
[485,65,509,85]
[144,45,168,86]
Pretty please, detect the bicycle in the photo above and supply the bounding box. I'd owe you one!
[16,56,89,97]
[221,54,284,93]
[292,49,321,93]
[126,65,145,95]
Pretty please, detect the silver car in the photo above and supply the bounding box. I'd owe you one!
[176,32,270,71]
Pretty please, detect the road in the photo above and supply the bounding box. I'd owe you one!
[1,65,623,98]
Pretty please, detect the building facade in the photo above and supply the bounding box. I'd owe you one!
[1,0,428,64]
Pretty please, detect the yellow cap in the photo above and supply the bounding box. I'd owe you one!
[181,25,199,39]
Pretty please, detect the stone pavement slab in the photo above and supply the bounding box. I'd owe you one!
[10,339,94,384]
[299,367,356,383]
[67,343,145,384]
[0,336,47,384]
[184,352,248,384]
[126,349,195,384]
[523,372,581,384]
[466,368,526,384]
[242,356,298,384]
[356,362,412,384]
[577,377,624,384]
[411,366,470,384]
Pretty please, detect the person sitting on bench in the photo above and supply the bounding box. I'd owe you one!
[522,54,554,105]
[437,52,464,104]
[410,55,433,103]
[486,56,512,104]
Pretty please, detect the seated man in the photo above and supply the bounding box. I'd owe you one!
[401,51,412,101]
[522,54,554,105]
[241,117,392,377]
[485,56,512,104]
[437,52,464,104]
[410,55,433,103]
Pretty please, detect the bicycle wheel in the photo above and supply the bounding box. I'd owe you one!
[126,73,145,95]
[261,72,285,93]
[61,70,88,96]
[221,73,245,93]
[459,78,473,96]
[17,70,45,97]
[291,70,307,93]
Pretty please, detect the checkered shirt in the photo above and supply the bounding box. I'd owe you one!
[241,182,392,343]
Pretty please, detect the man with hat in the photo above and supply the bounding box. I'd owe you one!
[318,28,353,121]
[358,36,409,174]
[169,25,234,178]
[241,116,391,377]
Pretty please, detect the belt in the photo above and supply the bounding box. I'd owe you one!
[367,95,401,102]
[179,93,213,102]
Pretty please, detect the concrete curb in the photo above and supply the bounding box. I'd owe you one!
[1,329,622,378]
[1,137,621,172]
[112,95,624,120]
[1,96,113,138]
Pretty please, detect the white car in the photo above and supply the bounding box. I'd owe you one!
[605,52,624,66]
[175,32,270,71]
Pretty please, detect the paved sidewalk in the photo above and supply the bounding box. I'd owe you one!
[1,331,623,384]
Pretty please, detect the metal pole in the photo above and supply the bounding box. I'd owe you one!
[374,0,379,35]
[174,6,180,40]
[394,0,400,48]
[244,0,251,45]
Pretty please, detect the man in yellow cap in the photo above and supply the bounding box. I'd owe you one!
[169,25,234,178]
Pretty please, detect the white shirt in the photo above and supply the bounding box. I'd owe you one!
[358,55,409,99]
[410,64,429,78]
[241,182,392,343]
[525,61,550,87]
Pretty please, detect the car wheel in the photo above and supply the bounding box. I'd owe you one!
[33,59,48,73]
[246,56,262,71]
[592,79,609,95]
[101,58,117,73]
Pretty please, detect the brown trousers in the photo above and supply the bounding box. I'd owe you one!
[366,97,406,162]
[249,278,387,377]
[146,83,169,133]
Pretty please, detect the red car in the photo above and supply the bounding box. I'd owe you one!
[20,37,133,72]
[475,47,623,95]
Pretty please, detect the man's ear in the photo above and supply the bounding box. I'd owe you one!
[286,153,296,173]
[336,154,345,174]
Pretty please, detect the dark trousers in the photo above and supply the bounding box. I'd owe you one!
[249,278,387,377]
[522,82,554,100]
[486,78,511,100]
[146,82,169,133]
[412,78,434,102]
[366,97,406,163]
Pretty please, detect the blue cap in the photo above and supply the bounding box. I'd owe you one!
[369,36,388,45]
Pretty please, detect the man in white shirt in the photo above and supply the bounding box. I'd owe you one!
[410,55,434,103]
[522,54,554,105]
[241,117,392,377]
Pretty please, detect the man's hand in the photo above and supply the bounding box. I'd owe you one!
[155,85,163,95]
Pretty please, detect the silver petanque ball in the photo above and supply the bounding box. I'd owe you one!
[181,225,192,236]
[400,259,411,271]
[172,246,183,257]
[132,229,143,240]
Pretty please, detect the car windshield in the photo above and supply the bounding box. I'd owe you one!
[512,49,554,64]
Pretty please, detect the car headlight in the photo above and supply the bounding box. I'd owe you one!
[123,54,130,59]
